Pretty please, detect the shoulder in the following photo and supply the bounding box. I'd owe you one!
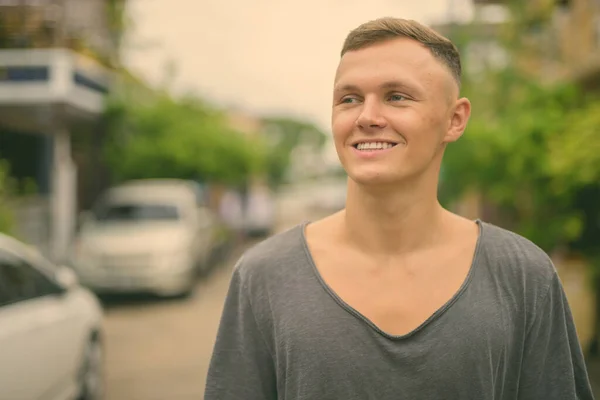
[229,224,311,329]
[480,221,554,268]
[233,223,309,286]
[478,220,557,299]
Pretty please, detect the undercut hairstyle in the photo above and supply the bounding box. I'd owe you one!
[341,17,462,88]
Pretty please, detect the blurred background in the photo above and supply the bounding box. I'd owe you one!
[0,0,599,399]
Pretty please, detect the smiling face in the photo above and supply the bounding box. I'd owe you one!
[332,37,470,187]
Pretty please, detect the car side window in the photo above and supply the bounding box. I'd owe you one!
[0,249,61,307]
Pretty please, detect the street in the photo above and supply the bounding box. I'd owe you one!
[102,241,250,400]
[101,182,340,400]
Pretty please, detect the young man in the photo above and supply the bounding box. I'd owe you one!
[205,18,595,399]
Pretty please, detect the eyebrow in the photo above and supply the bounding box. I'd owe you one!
[333,80,424,95]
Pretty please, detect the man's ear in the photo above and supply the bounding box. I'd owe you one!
[443,97,471,144]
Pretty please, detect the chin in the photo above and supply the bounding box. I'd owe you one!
[347,161,425,186]
[347,169,403,187]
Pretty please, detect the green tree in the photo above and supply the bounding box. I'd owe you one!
[104,93,268,186]
[0,159,15,235]
[440,0,600,354]
[261,116,328,186]
[442,70,587,251]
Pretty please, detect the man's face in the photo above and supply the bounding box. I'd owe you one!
[332,37,469,187]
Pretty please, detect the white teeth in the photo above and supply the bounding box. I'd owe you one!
[356,142,395,151]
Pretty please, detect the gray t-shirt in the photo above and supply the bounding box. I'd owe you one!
[205,220,595,399]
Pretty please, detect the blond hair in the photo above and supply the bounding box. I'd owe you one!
[341,17,462,87]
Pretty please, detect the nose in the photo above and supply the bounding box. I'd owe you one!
[356,97,387,130]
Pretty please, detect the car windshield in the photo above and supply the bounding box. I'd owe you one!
[94,203,181,223]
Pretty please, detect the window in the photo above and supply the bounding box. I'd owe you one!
[94,203,181,223]
[0,249,61,307]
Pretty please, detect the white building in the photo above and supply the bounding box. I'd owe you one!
[0,0,117,262]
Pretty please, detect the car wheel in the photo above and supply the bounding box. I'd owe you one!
[78,336,104,400]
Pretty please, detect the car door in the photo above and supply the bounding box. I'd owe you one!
[0,248,81,400]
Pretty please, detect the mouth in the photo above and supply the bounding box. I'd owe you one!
[352,141,399,151]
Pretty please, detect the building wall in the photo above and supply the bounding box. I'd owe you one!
[0,2,118,261]
[553,0,600,67]
[466,0,600,81]
[0,0,116,63]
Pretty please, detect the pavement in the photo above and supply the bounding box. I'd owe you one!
[101,187,333,400]
[102,240,251,400]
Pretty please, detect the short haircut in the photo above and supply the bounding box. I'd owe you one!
[341,17,462,87]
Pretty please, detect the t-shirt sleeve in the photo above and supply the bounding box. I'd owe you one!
[518,271,595,399]
[204,259,277,400]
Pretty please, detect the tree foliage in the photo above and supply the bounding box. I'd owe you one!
[261,116,328,186]
[0,159,15,235]
[440,4,600,258]
[104,93,268,187]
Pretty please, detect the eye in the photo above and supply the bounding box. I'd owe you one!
[340,96,360,104]
[388,93,407,102]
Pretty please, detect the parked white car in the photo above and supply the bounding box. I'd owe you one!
[0,233,104,400]
[69,179,219,297]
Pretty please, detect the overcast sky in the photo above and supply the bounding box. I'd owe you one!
[122,0,474,133]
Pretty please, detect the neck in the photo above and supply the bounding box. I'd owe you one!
[342,171,449,255]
